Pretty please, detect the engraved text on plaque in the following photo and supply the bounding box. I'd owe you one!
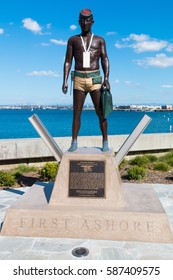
[69,160,105,197]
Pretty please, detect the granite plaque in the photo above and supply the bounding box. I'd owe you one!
[69,160,105,197]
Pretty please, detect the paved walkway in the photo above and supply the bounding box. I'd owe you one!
[0,184,173,260]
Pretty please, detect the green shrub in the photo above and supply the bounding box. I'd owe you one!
[12,164,37,176]
[40,162,59,181]
[145,154,158,163]
[159,151,173,167]
[153,162,170,172]
[129,155,149,167]
[0,171,17,187]
[127,165,146,180]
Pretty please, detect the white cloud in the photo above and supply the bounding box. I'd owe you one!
[26,70,60,77]
[70,25,77,30]
[136,54,173,68]
[161,84,173,88]
[50,39,67,45]
[125,34,149,42]
[106,32,116,36]
[166,43,173,52]
[115,33,168,53]
[0,28,4,34]
[133,40,167,53]
[115,42,127,49]
[22,18,42,34]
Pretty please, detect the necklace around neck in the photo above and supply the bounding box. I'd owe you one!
[80,33,94,52]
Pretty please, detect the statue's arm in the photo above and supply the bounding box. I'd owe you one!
[100,38,110,91]
[62,38,73,94]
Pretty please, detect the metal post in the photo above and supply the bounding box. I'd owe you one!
[29,114,63,161]
[115,114,151,166]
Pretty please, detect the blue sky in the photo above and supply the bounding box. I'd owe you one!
[0,0,173,105]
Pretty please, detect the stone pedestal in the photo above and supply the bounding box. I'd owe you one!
[1,148,173,243]
[50,147,124,208]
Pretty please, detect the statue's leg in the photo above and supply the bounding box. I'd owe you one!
[90,89,109,151]
[68,89,87,152]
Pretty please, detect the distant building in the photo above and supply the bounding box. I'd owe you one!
[161,105,173,110]
[117,105,131,110]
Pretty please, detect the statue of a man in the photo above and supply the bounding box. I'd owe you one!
[62,8,110,152]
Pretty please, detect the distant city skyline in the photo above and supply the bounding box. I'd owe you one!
[0,103,172,109]
[1,0,173,105]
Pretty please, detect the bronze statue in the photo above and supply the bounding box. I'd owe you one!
[62,8,110,152]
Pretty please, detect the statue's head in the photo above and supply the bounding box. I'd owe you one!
[78,9,94,32]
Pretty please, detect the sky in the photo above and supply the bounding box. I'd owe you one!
[0,0,173,106]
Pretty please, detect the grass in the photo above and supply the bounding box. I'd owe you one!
[120,150,173,181]
[0,164,38,188]
[1,150,173,187]
[153,162,170,172]
[159,151,173,167]
[11,164,37,176]
[127,165,146,180]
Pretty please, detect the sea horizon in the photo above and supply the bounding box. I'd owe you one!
[0,109,173,140]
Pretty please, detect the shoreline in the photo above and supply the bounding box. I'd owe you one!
[0,106,173,112]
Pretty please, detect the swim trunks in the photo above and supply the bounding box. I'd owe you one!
[73,70,102,93]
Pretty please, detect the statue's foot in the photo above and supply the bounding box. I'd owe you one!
[68,140,77,152]
[102,140,109,152]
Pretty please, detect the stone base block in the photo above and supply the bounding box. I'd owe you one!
[1,182,173,243]
[49,147,124,208]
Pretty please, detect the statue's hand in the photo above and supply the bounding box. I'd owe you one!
[102,79,110,91]
[62,83,68,94]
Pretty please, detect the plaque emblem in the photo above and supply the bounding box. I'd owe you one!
[80,164,93,172]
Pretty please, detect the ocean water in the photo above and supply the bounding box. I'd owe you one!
[0,109,173,139]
